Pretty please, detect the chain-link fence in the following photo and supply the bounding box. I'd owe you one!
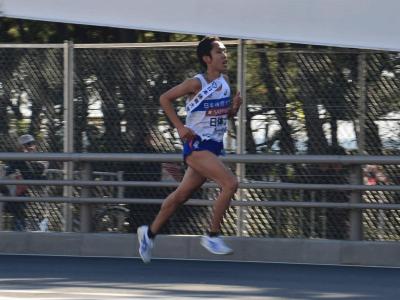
[0,42,400,240]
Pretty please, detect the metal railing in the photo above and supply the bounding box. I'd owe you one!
[1,152,400,240]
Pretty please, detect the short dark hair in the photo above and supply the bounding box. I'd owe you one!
[197,36,221,69]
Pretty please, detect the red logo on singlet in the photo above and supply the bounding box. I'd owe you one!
[206,108,229,116]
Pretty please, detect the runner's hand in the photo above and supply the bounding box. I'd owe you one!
[178,126,196,142]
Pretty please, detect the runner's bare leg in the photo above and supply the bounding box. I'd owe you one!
[150,167,206,234]
[186,151,238,233]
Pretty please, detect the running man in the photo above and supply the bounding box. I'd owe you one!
[137,36,242,263]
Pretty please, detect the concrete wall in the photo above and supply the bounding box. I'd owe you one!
[0,232,399,267]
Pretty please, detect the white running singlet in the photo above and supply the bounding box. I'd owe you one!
[185,74,231,142]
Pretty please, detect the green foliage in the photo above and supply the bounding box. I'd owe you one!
[0,18,202,43]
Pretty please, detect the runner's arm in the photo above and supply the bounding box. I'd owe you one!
[223,75,242,118]
[160,78,200,140]
[228,91,242,118]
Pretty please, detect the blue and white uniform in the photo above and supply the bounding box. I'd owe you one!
[183,73,231,159]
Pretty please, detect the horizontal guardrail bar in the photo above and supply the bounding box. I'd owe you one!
[0,41,239,49]
[0,196,398,210]
[1,153,400,164]
[74,40,240,48]
[46,169,121,176]
[1,179,400,191]
[0,44,65,48]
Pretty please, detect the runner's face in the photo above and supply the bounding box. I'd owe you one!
[209,41,228,72]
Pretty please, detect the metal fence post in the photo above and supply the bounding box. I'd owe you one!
[349,165,363,240]
[80,163,92,232]
[117,171,124,198]
[63,41,74,232]
[357,53,367,155]
[0,202,4,231]
[236,39,247,236]
[347,53,367,241]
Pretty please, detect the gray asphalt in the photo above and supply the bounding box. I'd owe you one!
[0,255,398,299]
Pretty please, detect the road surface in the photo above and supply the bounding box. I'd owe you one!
[0,255,398,299]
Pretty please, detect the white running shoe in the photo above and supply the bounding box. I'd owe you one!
[201,235,233,255]
[137,225,154,263]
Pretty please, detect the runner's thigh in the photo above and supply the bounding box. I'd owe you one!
[185,151,235,186]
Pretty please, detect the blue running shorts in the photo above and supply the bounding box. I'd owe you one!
[183,135,224,162]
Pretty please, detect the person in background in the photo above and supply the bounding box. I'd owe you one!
[364,164,389,186]
[4,134,48,230]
